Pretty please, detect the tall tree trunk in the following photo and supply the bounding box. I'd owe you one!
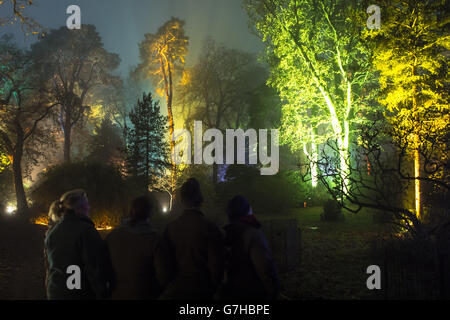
[166,66,176,196]
[412,66,421,220]
[63,126,71,163]
[12,141,28,213]
[414,136,422,220]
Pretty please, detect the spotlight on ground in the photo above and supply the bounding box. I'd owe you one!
[6,204,16,215]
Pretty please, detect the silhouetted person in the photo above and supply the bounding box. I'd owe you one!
[221,195,280,300]
[44,189,110,299]
[161,178,225,299]
[105,195,173,299]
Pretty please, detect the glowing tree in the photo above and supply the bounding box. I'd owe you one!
[134,18,188,193]
[365,0,449,220]
[0,38,57,213]
[244,0,376,188]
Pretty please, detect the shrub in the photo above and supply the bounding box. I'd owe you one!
[217,165,303,217]
[30,161,134,227]
[320,199,344,222]
[372,209,393,224]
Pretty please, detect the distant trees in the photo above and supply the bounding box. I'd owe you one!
[31,25,120,163]
[134,17,189,193]
[178,39,266,185]
[87,118,125,168]
[0,37,57,213]
[126,92,169,194]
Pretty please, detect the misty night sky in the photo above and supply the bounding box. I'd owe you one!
[0,0,264,75]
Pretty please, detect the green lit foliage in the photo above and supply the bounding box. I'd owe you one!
[244,0,378,188]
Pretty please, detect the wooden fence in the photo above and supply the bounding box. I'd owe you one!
[372,236,450,299]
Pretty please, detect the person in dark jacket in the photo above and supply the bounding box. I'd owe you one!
[105,195,173,299]
[221,195,280,300]
[161,178,225,300]
[44,189,110,300]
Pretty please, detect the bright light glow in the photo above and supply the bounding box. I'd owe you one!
[6,204,16,215]
[162,207,167,213]
[32,215,50,226]
[96,226,112,231]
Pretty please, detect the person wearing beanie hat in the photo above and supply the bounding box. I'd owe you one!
[161,178,225,299]
[221,195,280,300]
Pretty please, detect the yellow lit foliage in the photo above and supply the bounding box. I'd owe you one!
[0,152,11,172]
[31,215,50,226]
[366,0,449,147]
[365,0,449,218]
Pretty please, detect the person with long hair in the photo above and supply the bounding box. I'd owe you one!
[105,195,173,299]
[44,189,109,299]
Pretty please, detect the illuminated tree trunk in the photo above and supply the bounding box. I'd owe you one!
[160,57,176,194]
[412,67,421,220]
[11,126,28,213]
[340,120,350,193]
[12,151,28,213]
[303,129,319,188]
[414,145,421,220]
[310,142,318,188]
[285,21,352,193]
[318,86,350,193]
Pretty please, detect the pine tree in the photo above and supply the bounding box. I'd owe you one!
[126,92,169,193]
[87,118,125,167]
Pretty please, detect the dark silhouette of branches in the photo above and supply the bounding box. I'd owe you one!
[300,114,448,238]
[0,0,43,36]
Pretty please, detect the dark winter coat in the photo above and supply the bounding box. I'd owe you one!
[105,219,173,299]
[222,215,280,300]
[44,211,110,300]
[161,209,225,299]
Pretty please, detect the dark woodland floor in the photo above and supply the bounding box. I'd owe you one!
[0,219,47,299]
[0,207,389,300]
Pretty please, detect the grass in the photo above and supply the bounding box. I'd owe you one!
[260,206,392,299]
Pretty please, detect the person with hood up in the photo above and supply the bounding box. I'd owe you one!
[221,195,280,300]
